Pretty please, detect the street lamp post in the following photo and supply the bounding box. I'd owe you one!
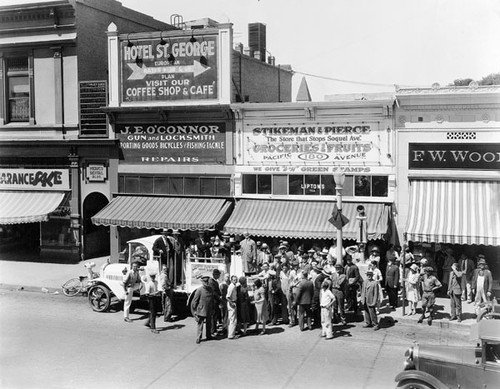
[334,172,346,264]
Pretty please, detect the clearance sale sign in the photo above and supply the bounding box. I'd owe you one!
[121,35,218,102]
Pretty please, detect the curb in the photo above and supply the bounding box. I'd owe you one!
[0,283,63,295]
[380,313,474,330]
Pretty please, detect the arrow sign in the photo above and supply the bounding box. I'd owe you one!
[127,60,210,80]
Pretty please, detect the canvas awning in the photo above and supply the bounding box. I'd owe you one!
[405,180,500,246]
[0,191,66,224]
[91,195,233,231]
[223,199,391,240]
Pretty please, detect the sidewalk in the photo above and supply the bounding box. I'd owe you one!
[0,256,478,329]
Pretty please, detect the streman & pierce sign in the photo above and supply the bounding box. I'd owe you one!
[121,35,218,102]
[0,169,70,190]
[409,143,500,170]
[117,123,226,164]
[243,122,390,165]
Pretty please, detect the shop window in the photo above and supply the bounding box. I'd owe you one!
[304,175,321,196]
[201,178,216,196]
[125,176,140,193]
[118,176,125,192]
[257,175,272,194]
[355,175,371,196]
[320,175,335,196]
[5,57,30,122]
[154,177,169,194]
[273,175,288,195]
[215,178,230,196]
[341,175,354,196]
[372,176,388,197]
[170,177,184,195]
[185,177,200,195]
[243,174,257,194]
[140,177,153,194]
[289,175,303,195]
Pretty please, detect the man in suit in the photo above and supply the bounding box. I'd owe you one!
[295,270,314,331]
[458,253,475,303]
[331,263,347,325]
[152,229,172,272]
[208,269,222,336]
[361,269,380,330]
[194,230,211,258]
[191,273,215,344]
[447,262,463,322]
[345,255,362,313]
[312,266,328,328]
[239,232,257,275]
[385,257,400,309]
[122,261,142,323]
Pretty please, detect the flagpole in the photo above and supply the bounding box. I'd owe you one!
[333,172,346,265]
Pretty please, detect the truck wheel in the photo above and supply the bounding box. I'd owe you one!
[88,285,111,312]
[397,380,435,389]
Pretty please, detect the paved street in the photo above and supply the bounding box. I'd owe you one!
[0,289,471,389]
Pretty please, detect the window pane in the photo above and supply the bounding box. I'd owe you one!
[9,76,29,121]
[304,175,320,196]
[321,175,335,196]
[185,177,200,195]
[342,176,354,196]
[118,176,125,192]
[216,178,231,196]
[141,177,153,194]
[201,178,216,196]
[289,175,303,195]
[170,177,183,195]
[125,177,140,193]
[354,175,371,196]
[273,175,288,195]
[242,174,257,194]
[257,175,271,194]
[372,176,388,197]
[154,177,169,194]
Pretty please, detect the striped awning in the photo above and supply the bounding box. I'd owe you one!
[223,199,391,240]
[91,195,233,231]
[405,180,500,246]
[0,191,66,224]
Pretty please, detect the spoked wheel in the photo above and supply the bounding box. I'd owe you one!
[62,278,82,297]
[88,285,111,312]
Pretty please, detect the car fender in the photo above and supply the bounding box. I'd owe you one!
[395,370,448,389]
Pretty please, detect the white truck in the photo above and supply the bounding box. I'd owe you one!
[87,235,227,313]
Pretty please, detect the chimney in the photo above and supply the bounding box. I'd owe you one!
[248,22,266,62]
[267,56,275,66]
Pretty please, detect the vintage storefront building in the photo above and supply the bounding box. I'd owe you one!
[0,0,175,261]
[395,84,500,291]
[226,99,397,256]
[92,20,293,259]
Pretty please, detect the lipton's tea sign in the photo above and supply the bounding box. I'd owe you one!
[0,169,70,190]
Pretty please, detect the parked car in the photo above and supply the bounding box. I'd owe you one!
[476,297,500,321]
[87,235,226,313]
[395,321,500,389]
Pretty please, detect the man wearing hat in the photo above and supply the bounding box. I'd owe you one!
[331,263,348,325]
[345,255,362,314]
[220,233,232,274]
[122,261,142,323]
[295,270,314,331]
[417,266,442,326]
[311,265,328,329]
[194,230,211,258]
[152,229,173,274]
[191,273,215,344]
[239,232,257,275]
[209,269,222,336]
[257,242,272,271]
[458,253,475,303]
[385,257,400,309]
[360,269,380,330]
[144,272,161,334]
[472,256,493,306]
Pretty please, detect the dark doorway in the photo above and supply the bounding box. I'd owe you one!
[83,192,109,259]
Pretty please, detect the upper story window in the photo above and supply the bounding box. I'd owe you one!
[6,57,30,122]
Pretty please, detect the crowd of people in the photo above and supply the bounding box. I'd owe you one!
[124,229,496,340]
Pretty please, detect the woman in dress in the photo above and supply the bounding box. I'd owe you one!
[369,260,384,314]
[251,278,268,335]
[406,264,420,315]
[237,276,251,336]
